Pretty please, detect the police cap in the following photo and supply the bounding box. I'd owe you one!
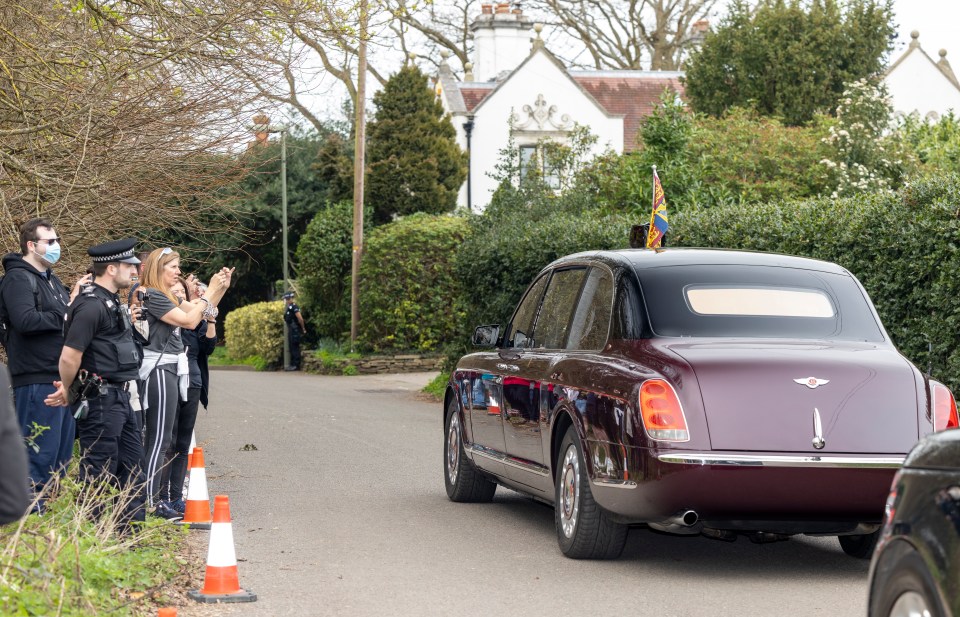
[88,238,141,264]
[282,292,295,299]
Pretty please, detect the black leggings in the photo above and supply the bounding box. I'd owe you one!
[142,365,178,507]
[159,387,200,502]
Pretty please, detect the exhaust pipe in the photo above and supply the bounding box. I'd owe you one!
[671,509,699,527]
[649,509,700,535]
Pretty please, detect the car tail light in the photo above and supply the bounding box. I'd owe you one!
[639,379,689,442]
[879,471,901,541]
[930,380,959,431]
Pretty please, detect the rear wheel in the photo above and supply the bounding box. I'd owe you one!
[444,398,496,503]
[838,529,880,559]
[554,426,628,559]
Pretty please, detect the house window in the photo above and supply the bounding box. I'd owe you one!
[519,145,560,189]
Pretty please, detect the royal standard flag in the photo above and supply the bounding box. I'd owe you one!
[646,167,669,249]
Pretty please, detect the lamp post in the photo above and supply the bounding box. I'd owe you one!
[252,115,291,369]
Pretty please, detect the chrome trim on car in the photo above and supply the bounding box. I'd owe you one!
[658,453,905,468]
[592,478,638,489]
[465,443,550,476]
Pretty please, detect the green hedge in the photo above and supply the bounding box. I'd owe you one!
[671,174,960,391]
[356,213,469,352]
[224,300,285,366]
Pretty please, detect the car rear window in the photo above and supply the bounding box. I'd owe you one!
[637,264,885,341]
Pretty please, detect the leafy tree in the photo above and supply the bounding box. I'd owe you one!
[584,95,832,213]
[683,0,895,126]
[819,79,912,198]
[366,65,468,223]
[899,112,960,175]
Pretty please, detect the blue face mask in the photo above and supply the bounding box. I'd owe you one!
[36,242,60,265]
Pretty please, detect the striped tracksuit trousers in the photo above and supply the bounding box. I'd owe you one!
[142,364,179,507]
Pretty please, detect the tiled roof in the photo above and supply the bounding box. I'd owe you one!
[460,85,495,112]
[573,74,685,151]
[453,73,684,152]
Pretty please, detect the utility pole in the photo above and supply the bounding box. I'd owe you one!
[350,0,368,347]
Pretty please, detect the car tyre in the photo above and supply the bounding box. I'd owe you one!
[869,546,943,617]
[554,426,628,559]
[838,529,880,559]
[444,398,496,503]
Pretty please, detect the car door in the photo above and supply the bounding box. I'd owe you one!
[467,273,550,476]
[502,267,589,488]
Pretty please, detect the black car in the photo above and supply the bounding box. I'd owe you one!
[868,429,960,617]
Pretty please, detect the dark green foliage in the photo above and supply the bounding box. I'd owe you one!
[670,174,960,392]
[356,213,470,352]
[684,0,894,126]
[295,201,370,340]
[455,185,634,350]
[366,65,468,224]
[899,112,960,174]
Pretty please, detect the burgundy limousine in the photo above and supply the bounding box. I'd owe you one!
[443,249,959,559]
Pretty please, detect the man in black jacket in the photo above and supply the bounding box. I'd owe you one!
[1,218,86,499]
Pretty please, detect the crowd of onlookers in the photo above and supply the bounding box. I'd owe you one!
[0,218,232,529]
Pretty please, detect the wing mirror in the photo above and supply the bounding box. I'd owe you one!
[472,324,501,347]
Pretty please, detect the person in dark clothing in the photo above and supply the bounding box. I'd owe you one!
[0,362,30,525]
[1,218,89,499]
[158,277,216,513]
[283,292,306,371]
[45,239,146,529]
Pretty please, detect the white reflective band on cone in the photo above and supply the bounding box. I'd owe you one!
[207,522,237,567]
[187,468,208,499]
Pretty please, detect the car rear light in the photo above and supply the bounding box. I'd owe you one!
[639,379,690,442]
[879,470,900,541]
[930,380,959,431]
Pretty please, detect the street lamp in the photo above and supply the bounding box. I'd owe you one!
[252,114,291,369]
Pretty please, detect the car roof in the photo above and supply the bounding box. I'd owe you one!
[553,248,851,276]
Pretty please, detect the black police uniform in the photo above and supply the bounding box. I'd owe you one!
[63,239,145,525]
[283,298,302,370]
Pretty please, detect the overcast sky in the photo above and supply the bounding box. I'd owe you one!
[890,0,958,59]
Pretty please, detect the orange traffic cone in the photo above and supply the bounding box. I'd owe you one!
[158,608,176,617]
[188,495,257,604]
[179,447,212,530]
[186,430,197,471]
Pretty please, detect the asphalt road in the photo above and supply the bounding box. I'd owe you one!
[186,369,872,617]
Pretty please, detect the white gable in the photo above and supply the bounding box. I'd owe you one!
[885,36,960,119]
[464,50,624,210]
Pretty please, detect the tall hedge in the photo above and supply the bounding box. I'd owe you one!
[295,201,358,341]
[671,174,960,391]
[225,300,285,366]
[356,213,469,352]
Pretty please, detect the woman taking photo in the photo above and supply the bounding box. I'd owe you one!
[138,248,231,519]
[158,276,217,514]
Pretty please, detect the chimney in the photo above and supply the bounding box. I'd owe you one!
[251,113,271,147]
[469,4,535,82]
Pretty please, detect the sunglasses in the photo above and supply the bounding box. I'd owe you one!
[35,237,60,246]
[160,247,172,255]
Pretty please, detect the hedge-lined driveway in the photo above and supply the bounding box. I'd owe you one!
[193,370,872,617]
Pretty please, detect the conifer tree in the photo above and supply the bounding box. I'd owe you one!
[366,65,468,223]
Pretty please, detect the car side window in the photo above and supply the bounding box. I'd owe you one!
[567,267,613,350]
[506,274,549,348]
[533,268,587,349]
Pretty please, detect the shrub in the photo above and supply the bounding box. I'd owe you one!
[356,213,469,353]
[224,300,285,367]
[295,201,361,341]
[671,174,960,392]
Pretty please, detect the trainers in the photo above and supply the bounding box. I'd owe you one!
[151,502,183,521]
[169,498,186,514]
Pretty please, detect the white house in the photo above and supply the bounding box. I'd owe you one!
[884,30,960,120]
[436,4,684,211]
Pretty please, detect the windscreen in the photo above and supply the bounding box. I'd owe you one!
[638,264,885,341]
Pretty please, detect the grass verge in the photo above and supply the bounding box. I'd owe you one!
[423,371,449,400]
[208,345,268,370]
[1,469,189,616]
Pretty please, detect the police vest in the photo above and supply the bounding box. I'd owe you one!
[65,285,141,382]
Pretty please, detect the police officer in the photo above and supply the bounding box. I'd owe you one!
[283,292,306,371]
[45,239,145,528]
